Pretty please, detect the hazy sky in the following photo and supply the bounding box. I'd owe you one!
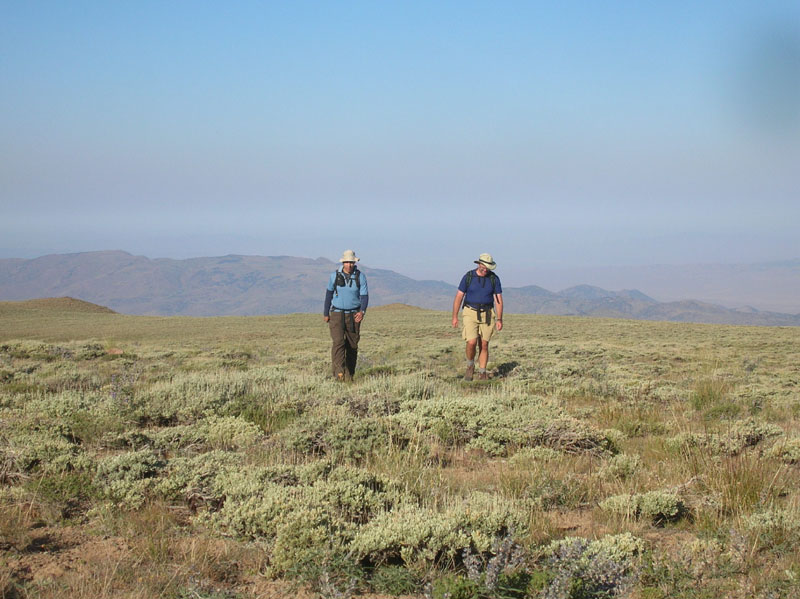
[2,1,799,284]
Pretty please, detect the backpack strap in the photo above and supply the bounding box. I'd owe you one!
[333,268,361,297]
[464,270,496,292]
[461,269,497,310]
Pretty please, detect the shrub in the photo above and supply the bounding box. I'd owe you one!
[94,448,166,508]
[528,473,588,510]
[510,447,562,465]
[12,431,93,474]
[768,438,800,464]
[530,418,618,456]
[599,491,686,524]
[153,450,241,507]
[204,415,264,450]
[391,399,614,457]
[278,413,390,461]
[666,419,783,456]
[350,493,527,571]
[201,461,400,575]
[269,507,353,578]
[599,454,641,480]
[542,533,644,599]
[24,470,98,516]
[462,533,529,598]
[742,508,800,551]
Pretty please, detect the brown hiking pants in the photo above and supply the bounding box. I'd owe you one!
[329,310,361,380]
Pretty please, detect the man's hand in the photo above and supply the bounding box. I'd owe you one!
[354,311,364,323]
[452,316,459,328]
[323,316,330,323]
[496,319,503,332]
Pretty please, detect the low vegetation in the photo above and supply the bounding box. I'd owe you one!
[1,301,799,598]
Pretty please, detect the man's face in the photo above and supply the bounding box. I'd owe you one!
[342,261,355,273]
[476,263,488,276]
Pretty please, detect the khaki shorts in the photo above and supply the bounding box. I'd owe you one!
[461,306,496,341]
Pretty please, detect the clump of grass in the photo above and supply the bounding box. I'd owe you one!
[370,564,421,596]
[0,498,34,551]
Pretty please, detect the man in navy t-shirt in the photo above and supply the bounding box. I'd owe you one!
[451,253,503,381]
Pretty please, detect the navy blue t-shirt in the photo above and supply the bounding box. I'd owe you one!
[458,270,502,306]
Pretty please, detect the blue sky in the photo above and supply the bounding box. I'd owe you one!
[2,1,799,284]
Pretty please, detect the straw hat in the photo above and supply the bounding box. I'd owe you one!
[474,253,496,270]
[339,249,360,263]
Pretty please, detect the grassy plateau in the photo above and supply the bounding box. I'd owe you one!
[1,299,799,599]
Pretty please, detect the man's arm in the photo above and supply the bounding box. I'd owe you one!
[452,290,465,328]
[494,293,503,331]
[355,294,368,323]
[323,288,334,322]
[323,272,336,322]
[354,273,368,323]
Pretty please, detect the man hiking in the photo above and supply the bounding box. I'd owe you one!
[451,253,503,381]
[323,249,369,381]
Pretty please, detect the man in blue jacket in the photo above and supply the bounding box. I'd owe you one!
[323,249,369,381]
[451,253,503,380]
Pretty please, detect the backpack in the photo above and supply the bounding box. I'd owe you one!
[464,269,497,293]
[333,268,361,297]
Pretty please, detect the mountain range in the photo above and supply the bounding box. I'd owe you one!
[1,251,798,326]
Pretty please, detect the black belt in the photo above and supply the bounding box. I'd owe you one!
[465,303,493,311]
[331,308,359,313]
[465,303,493,323]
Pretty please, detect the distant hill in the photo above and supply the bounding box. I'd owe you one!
[530,260,800,314]
[0,297,116,314]
[1,251,799,326]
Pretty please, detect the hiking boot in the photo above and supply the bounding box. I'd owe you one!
[464,363,475,381]
[336,372,344,382]
[478,372,489,380]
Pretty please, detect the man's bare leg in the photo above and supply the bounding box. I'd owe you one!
[477,339,490,379]
[464,337,478,380]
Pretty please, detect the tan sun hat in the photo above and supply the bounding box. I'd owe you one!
[474,253,496,270]
[339,249,360,263]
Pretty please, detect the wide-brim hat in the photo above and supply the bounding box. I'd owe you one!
[339,249,360,263]
[474,253,496,270]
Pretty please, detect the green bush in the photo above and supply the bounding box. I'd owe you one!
[543,533,644,599]
[278,412,390,461]
[351,493,527,571]
[599,454,641,480]
[390,397,614,457]
[153,450,241,506]
[666,419,783,456]
[600,491,686,524]
[12,431,93,474]
[94,448,166,508]
[768,437,800,464]
[742,508,800,551]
